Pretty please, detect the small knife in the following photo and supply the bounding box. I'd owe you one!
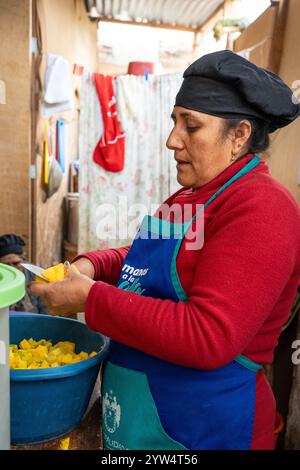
[21,263,49,282]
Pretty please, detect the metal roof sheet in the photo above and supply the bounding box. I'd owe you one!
[88,0,224,30]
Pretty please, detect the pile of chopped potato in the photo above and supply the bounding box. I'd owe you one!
[10,338,98,369]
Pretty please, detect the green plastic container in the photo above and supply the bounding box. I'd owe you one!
[0,263,25,449]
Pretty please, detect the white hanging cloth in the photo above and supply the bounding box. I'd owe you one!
[41,53,73,117]
[78,72,182,253]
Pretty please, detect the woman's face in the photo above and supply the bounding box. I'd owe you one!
[0,253,24,271]
[166,107,237,188]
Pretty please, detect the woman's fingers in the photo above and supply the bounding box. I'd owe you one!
[29,273,93,314]
[29,280,64,307]
[64,261,81,279]
[29,281,49,296]
[47,303,85,316]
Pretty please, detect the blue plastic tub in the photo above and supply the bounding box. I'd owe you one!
[10,313,109,445]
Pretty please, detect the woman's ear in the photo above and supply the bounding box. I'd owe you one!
[232,120,252,156]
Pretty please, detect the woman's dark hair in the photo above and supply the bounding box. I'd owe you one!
[222,118,270,154]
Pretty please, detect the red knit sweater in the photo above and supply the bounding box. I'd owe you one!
[76,154,300,449]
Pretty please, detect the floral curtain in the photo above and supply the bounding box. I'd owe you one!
[78,72,182,253]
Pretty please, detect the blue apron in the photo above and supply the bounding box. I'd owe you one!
[102,156,263,450]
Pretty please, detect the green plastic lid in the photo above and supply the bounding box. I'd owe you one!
[0,263,25,309]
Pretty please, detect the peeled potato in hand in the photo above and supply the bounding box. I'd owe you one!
[35,262,80,283]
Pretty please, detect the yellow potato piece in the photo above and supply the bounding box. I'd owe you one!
[10,338,98,369]
[59,354,73,365]
[10,357,17,369]
[55,341,75,354]
[39,339,51,346]
[35,263,80,283]
[59,436,70,450]
[22,352,33,363]
[79,351,88,360]
[20,339,31,350]
[17,359,28,369]
[40,360,50,368]
[42,263,65,282]
[27,362,40,369]
[46,354,58,364]
[28,338,38,348]
[71,356,82,364]
[32,348,47,362]
[50,347,63,356]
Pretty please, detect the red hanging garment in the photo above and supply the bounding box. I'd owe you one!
[93,73,125,172]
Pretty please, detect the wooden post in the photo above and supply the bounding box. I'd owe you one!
[285,308,300,448]
[192,31,201,60]
[268,0,290,73]
[0,0,32,254]
[30,0,41,264]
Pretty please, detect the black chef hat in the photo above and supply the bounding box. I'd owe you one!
[0,234,25,257]
[175,50,300,133]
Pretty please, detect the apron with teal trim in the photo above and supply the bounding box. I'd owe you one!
[102,156,263,450]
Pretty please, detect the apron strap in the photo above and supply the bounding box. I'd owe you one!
[190,155,261,225]
[235,354,263,372]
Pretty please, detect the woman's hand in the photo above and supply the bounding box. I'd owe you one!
[72,257,95,279]
[29,262,95,316]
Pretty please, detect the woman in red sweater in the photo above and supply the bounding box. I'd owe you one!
[31,51,300,450]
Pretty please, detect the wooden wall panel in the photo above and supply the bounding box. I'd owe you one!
[267,0,300,205]
[285,313,300,449]
[234,1,300,204]
[235,1,300,449]
[34,0,98,266]
[234,5,276,67]
[0,0,31,255]
[281,2,300,450]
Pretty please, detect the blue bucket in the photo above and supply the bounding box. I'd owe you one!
[10,313,109,445]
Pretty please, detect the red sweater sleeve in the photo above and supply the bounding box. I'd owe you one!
[73,246,130,284]
[85,186,300,369]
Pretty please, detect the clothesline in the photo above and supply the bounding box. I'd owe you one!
[236,36,272,60]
